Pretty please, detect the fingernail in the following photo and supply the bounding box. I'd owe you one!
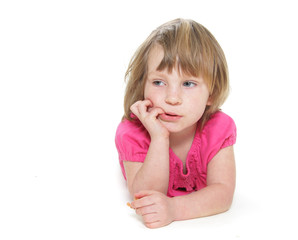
[126,202,133,208]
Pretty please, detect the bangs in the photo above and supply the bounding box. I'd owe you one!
[153,19,215,82]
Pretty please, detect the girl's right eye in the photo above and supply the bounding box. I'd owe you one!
[153,80,165,86]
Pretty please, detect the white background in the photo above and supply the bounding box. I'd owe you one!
[1,0,298,239]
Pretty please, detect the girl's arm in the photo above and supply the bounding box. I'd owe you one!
[124,136,169,196]
[130,146,235,228]
[124,100,170,196]
[172,146,236,220]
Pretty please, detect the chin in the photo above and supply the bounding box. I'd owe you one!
[160,122,182,133]
[161,120,199,135]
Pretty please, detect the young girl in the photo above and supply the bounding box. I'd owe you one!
[115,18,236,228]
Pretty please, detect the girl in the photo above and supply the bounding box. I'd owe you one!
[115,18,236,228]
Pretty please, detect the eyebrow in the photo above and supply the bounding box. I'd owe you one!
[148,68,200,79]
[147,70,167,78]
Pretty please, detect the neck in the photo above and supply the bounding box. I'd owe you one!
[169,123,198,148]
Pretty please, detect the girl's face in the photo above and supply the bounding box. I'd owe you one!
[144,44,211,134]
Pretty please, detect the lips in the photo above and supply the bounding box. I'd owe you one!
[159,112,182,122]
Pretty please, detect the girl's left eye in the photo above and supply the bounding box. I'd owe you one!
[183,81,197,87]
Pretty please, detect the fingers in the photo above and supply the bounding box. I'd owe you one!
[148,107,165,118]
[138,100,153,115]
[128,190,156,210]
[130,194,160,226]
[131,195,152,210]
[134,190,155,199]
[130,100,164,119]
[126,190,172,229]
[130,100,169,141]
[130,100,152,117]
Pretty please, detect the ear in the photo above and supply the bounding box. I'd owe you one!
[206,96,212,106]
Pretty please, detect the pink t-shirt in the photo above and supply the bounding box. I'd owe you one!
[115,111,236,197]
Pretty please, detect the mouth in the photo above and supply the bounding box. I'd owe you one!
[159,112,182,122]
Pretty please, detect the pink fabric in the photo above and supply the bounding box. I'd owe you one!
[115,111,236,197]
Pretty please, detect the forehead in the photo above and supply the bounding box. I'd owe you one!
[147,44,164,74]
[147,44,195,79]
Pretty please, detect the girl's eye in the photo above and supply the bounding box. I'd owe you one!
[153,80,165,86]
[183,81,197,87]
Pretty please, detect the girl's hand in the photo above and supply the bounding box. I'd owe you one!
[130,100,169,139]
[130,190,175,228]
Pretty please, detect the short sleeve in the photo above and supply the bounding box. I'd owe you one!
[115,119,150,179]
[200,111,237,164]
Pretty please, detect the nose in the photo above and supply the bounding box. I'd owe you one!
[165,88,182,105]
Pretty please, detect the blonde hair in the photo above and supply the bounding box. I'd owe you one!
[123,18,229,129]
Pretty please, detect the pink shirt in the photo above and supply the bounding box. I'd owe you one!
[115,111,236,197]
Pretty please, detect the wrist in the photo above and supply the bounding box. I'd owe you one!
[169,196,180,222]
[171,196,186,221]
[150,135,170,146]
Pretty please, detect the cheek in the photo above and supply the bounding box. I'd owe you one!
[194,89,210,106]
[185,93,209,115]
[144,89,161,106]
[144,82,152,100]
[144,95,160,107]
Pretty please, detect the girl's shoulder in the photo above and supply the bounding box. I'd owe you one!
[115,118,150,167]
[203,111,236,133]
[199,111,237,163]
[115,118,150,147]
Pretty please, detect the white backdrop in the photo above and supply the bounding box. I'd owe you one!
[1,0,298,239]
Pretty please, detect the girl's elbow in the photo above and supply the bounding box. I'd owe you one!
[223,198,233,212]
[217,183,235,213]
[128,181,139,198]
[222,188,235,212]
[215,194,234,215]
